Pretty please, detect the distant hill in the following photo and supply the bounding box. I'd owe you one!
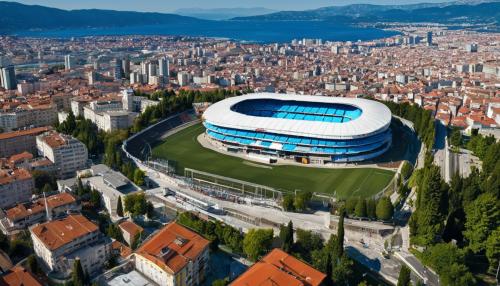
[0,1,208,34]
[233,1,500,25]
[174,7,276,20]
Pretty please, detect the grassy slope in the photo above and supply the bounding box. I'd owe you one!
[152,124,394,199]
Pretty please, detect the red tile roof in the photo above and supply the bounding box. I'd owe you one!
[231,249,326,286]
[0,266,42,286]
[135,222,209,274]
[30,214,98,251]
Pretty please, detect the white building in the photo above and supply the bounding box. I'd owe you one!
[30,214,112,278]
[36,131,88,179]
[78,164,141,219]
[0,168,34,209]
[134,222,210,286]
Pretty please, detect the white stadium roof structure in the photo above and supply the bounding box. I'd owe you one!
[202,93,393,162]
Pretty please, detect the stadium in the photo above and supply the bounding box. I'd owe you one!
[202,93,392,164]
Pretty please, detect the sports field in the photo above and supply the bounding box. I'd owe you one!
[152,124,395,199]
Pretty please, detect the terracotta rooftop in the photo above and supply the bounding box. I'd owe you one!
[0,127,51,141]
[38,132,67,148]
[0,168,32,185]
[118,221,144,237]
[135,222,210,275]
[30,214,98,251]
[0,266,42,286]
[112,240,132,258]
[6,193,76,221]
[231,249,326,286]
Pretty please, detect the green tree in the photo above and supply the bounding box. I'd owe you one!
[295,229,324,263]
[400,161,413,180]
[463,193,499,253]
[335,211,345,258]
[397,265,411,286]
[133,169,145,186]
[41,183,52,194]
[486,226,500,271]
[282,194,295,211]
[116,196,124,217]
[354,199,367,218]
[90,189,101,208]
[243,229,274,261]
[345,197,358,215]
[376,197,394,221]
[293,191,312,212]
[331,255,353,286]
[366,199,377,219]
[131,232,142,250]
[146,201,155,219]
[279,221,294,253]
[211,278,229,286]
[106,224,124,243]
[72,259,85,286]
[26,255,40,275]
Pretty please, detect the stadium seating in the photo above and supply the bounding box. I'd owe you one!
[204,122,391,156]
[230,98,363,123]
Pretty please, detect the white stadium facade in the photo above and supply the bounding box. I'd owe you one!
[202,93,392,164]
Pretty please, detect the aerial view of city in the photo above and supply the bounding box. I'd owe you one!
[0,0,498,285]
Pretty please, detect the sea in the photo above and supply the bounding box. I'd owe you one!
[14,20,399,43]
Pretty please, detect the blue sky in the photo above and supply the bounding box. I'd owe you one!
[10,0,452,12]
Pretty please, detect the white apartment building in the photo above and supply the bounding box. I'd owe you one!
[36,131,88,179]
[0,168,34,209]
[30,215,112,277]
[0,104,57,131]
[134,222,210,286]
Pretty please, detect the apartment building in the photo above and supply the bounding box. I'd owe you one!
[0,126,51,158]
[0,193,79,235]
[0,168,34,209]
[135,222,210,286]
[231,248,326,286]
[36,131,88,178]
[0,104,57,131]
[30,214,112,277]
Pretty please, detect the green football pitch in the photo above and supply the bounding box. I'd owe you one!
[152,124,395,199]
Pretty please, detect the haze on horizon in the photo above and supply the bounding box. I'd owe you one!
[7,0,453,12]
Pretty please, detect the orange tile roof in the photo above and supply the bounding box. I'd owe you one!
[231,249,326,286]
[30,214,98,251]
[0,127,51,141]
[0,168,32,185]
[112,240,132,258]
[39,132,67,149]
[135,222,210,275]
[6,193,76,221]
[119,221,143,237]
[0,266,42,286]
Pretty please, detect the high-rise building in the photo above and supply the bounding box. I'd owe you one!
[113,58,123,80]
[122,58,130,76]
[87,71,97,85]
[159,57,169,77]
[177,71,189,87]
[466,43,478,53]
[1,66,17,90]
[148,63,157,77]
[64,55,73,70]
[427,31,433,46]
